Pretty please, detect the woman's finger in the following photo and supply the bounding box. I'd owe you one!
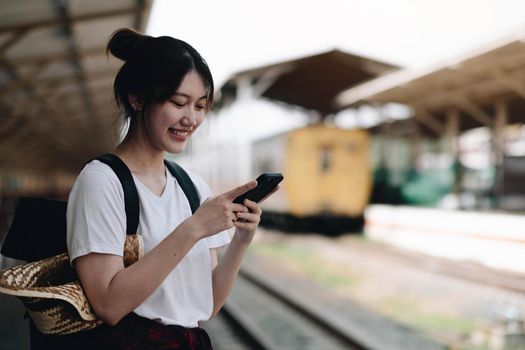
[230,203,248,213]
[243,199,262,215]
[223,181,257,201]
[236,212,260,223]
[234,221,257,230]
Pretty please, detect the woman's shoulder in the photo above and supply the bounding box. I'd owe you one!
[82,159,120,176]
[72,160,123,195]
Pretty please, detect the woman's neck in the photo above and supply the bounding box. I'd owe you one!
[113,138,166,178]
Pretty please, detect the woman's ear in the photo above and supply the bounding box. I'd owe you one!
[128,95,143,111]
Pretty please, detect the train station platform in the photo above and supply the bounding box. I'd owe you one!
[365,204,525,274]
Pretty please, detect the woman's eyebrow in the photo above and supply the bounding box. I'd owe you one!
[174,92,207,100]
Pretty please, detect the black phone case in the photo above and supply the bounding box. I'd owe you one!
[233,173,283,204]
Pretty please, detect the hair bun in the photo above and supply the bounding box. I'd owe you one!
[107,28,150,61]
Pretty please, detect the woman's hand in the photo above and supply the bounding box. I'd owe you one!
[210,184,279,315]
[233,185,280,243]
[188,181,257,239]
[233,199,262,243]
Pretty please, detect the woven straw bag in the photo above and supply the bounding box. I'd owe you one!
[0,234,143,335]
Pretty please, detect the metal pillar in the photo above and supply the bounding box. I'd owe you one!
[446,109,461,195]
[493,100,508,208]
[410,118,421,170]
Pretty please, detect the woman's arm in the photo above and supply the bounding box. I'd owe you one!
[210,199,262,316]
[76,219,199,325]
[75,182,256,326]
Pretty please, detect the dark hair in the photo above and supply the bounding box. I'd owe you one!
[107,28,214,121]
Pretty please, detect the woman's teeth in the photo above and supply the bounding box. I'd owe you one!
[169,128,189,136]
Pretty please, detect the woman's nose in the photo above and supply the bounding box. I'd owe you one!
[181,115,197,127]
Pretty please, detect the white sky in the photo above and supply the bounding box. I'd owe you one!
[146,0,525,146]
[147,0,525,86]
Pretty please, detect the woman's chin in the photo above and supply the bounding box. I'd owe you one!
[166,141,188,154]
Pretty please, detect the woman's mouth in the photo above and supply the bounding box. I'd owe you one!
[168,127,191,141]
[169,128,189,137]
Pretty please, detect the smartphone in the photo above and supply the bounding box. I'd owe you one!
[233,173,284,204]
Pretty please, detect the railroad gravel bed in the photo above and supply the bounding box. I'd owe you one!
[248,229,525,349]
[240,252,445,350]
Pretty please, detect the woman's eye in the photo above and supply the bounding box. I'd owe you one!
[170,100,184,107]
[195,105,206,111]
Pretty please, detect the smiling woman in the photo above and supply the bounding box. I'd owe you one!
[23,28,274,349]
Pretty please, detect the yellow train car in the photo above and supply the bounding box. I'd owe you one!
[252,124,371,234]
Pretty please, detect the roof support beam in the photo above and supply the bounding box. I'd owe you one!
[410,118,421,169]
[446,108,460,155]
[0,57,90,151]
[55,0,100,136]
[1,67,116,96]
[446,108,461,193]
[377,118,391,168]
[3,45,105,66]
[454,96,493,127]
[0,6,143,34]
[492,100,508,207]
[0,28,29,55]
[492,68,525,100]
[412,105,445,135]
[493,100,508,166]
[252,65,294,97]
[134,0,148,30]
[0,60,51,94]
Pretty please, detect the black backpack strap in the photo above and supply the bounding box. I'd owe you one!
[94,154,139,235]
[164,160,200,214]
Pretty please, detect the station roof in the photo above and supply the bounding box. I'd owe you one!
[0,0,152,175]
[217,49,398,117]
[335,31,525,135]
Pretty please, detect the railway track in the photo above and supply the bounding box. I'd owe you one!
[204,257,445,350]
[204,267,369,350]
[204,228,525,350]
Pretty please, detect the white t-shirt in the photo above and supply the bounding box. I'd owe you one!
[66,160,231,328]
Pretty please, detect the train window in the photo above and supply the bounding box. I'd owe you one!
[320,147,332,173]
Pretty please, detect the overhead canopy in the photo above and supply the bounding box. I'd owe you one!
[336,31,525,135]
[217,49,397,116]
[0,0,152,175]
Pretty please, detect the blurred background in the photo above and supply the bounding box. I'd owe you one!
[1,0,525,349]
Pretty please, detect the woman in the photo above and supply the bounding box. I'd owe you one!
[66,28,271,349]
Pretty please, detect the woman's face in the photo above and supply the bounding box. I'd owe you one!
[143,70,208,154]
